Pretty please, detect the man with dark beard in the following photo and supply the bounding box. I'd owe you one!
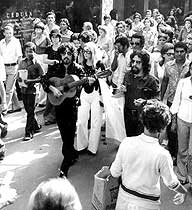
[42,43,86,177]
[120,51,159,136]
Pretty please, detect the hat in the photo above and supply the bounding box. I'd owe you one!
[4,23,14,30]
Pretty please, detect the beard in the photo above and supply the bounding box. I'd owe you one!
[63,57,71,65]
[131,66,140,74]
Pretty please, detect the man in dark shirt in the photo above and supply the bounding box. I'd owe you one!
[42,43,86,177]
[18,42,44,141]
[121,51,159,137]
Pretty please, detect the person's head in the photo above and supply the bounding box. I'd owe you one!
[24,42,36,60]
[83,42,98,66]
[169,9,175,16]
[146,10,152,18]
[46,11,56,24]
[166,16,176,28]
[143,17,154,28]
[32,18,41,27]
[58,42,76,65]
[156,14,164,24]
[130,50,150,75]
[186,33,192,51]
[184,17,192,30]
[116,21,126,34]
[70,33,80,49]
[34,22,45,35]
[60,18,70,31]
[103,14,111,25]
[131,33,145,51]
[133,12,142,23]
[28,178,82,210]
[3,24,14,40]
[114,36,129,54]
[78,31,91,48]
[160,43,174,65]
[152,9,159,18]
[50,29,61,44]
[125,18,133,31]
[98,25,107,37]
[157,32,169,47]
[109,9,118,21]
[174,42,187,62]
[141,99,171,134]
[82,22,93,31]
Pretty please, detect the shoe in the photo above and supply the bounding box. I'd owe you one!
[38,104,46,108]
[179,179,189,185]
[87,150,96,156]
[34,125,42,133]
[44,121,56,126]
[7,108,22,114]
[1,127,8,138]
[23,134,33,141]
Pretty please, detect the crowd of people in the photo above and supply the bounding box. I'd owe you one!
[0,7,191,210]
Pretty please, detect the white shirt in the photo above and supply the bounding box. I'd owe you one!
[112,52,129,88]
[0,55,5,81]
[0,37,22,64]
[170,77,192,123]
[110,134,179,208]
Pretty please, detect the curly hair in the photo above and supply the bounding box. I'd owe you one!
[58,43,76,62]
[141,99,171,133]
[130,50,150,75]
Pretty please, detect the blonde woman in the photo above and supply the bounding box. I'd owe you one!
[76,42,103,155]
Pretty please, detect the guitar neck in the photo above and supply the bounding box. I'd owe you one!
[67,78,89,89]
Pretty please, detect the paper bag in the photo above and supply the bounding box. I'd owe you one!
[18,69,28,87]
[92,167,119,210]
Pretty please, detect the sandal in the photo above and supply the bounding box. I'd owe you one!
[179,179,189,185]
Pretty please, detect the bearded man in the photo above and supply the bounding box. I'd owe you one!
[120,51,159,137]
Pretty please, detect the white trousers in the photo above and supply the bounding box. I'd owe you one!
[76,89,102,154]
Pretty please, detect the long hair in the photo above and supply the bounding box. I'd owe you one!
[58,43,76,62]
[130,50,150,75]
[83,42,100,68]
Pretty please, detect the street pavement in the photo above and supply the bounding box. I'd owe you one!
[0,108,191,210]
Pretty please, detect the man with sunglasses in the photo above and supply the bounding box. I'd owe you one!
[42,43,86,177]
[120,51,159,137]
[161,42,190,165]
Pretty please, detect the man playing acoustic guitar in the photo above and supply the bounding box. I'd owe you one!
[42,43,94,177]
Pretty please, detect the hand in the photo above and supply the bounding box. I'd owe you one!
[52,87,62,98]
[118,85,126,93]
[88,77,96,85]
[134,98,146,107]
[52,60,59,65]
[173,193,186,205]
[99,166,111,179]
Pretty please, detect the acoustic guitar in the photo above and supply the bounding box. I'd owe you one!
[47,69,112,106]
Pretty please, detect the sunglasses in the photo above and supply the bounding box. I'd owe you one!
[130,42,140,46]
[62,51,72,56]
[166,53,174,56]
[84,50,92,54]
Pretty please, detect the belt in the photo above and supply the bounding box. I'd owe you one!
[121,183,160,201]
[4,63,17,67]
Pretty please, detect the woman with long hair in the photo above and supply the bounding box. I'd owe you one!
[76,42,103,155]
[59,18,73,43]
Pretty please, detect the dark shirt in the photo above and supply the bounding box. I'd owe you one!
[83,63,100,94]
[123,71,159,110]
[45,45,61,72]
[18,58,44,94]
[42,61,85,94]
